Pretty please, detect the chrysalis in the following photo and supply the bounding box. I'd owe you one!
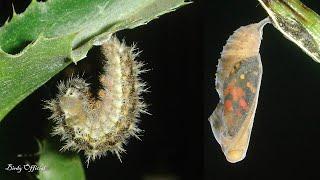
[209,18,270,163]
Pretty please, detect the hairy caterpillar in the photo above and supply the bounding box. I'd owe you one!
[45,36,147,164]
[209,18,270,163]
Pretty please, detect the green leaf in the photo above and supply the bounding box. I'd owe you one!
[0,0,189,121]
[0,35,74,121]
[258,0,320,62]
[37,140,85,180]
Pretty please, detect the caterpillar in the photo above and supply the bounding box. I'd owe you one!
[209,18,270,163]
[45,36,147,164]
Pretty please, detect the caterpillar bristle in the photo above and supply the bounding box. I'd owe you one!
[45,36,148,165]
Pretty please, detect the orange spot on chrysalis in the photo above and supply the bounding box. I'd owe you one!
[246,82,256,93]
[230,87,245,101]
[239,98,248,110]
[224,82,235,96]
[224,100,233,112]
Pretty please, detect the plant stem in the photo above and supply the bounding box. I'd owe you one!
[258,0,320,62]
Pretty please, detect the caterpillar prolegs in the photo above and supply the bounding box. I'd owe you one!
[209,18,270,163]
[45,36,147,164]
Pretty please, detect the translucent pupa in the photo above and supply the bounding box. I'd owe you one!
[209,18,270,163]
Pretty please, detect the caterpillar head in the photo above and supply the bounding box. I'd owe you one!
[57,78,90,119]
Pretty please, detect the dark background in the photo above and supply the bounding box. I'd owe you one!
[0,0,202,180]
[1,0,320,180]
[204,1,320,180]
